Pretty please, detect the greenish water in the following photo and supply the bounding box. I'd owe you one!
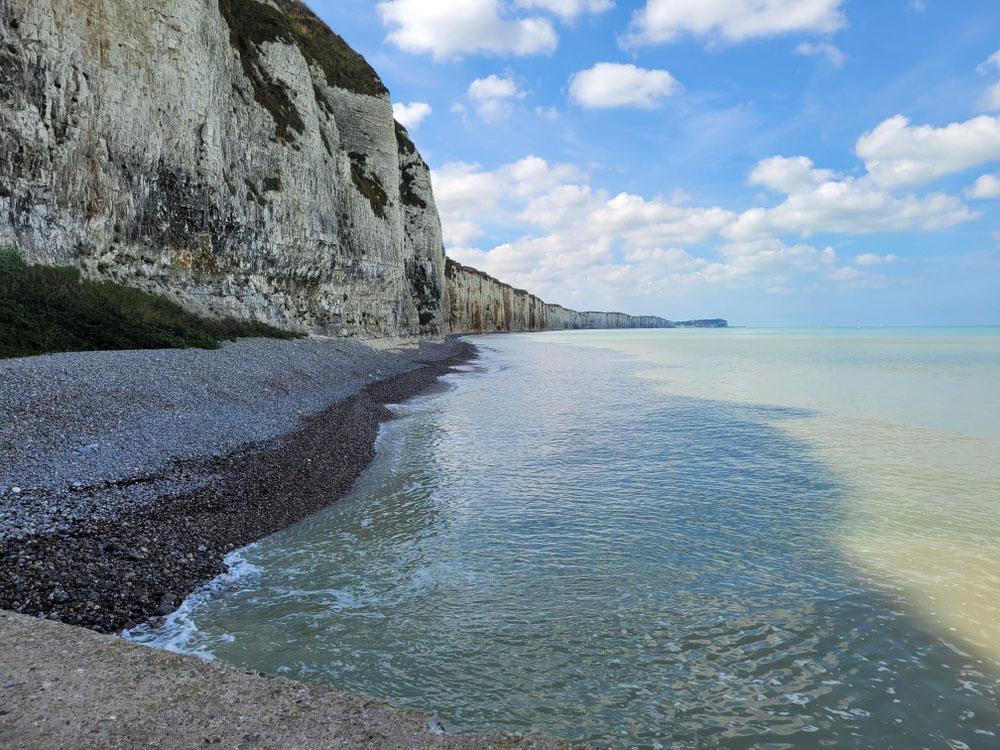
[127,327,1000,748]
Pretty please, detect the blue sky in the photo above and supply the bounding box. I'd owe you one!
[314,0,999,325]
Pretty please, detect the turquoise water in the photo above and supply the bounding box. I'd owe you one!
[127,328,1000,748]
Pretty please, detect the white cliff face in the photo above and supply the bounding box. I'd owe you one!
[0,0,443,337]
[0,0,707,338]
[444,259,681,333]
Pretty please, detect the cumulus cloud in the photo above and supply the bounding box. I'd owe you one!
[795,41,845,67]
[378,0,557,60]
[432,162,504,217]
[392,101,431,129]
[433,155,930,307]
[515,0,614,21]
[569,63,681,109]
[980,50,1000,111]
[855,114,1000,187]
[432,157,581,246]
[433,139,977,309]
[467,74,526,120]
[729,173,975,239]
[623,247,706,273]
[740,155,976,238]
[627,0,845,46]
[855,253,899,266]
[966,173,1000,199]
[702,239,837,283]
[749,156,836,193]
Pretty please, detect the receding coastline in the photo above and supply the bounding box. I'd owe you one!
[0,0,717,742]
[0,335,592,747]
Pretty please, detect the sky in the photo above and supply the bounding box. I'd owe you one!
[312,0,999,326]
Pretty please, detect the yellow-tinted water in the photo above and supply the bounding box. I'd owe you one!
[539,327,1000,664]
[127,327,1000,747]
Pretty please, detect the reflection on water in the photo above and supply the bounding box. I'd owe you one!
[127,329,1000,748]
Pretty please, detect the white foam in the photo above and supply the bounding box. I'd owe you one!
[121,546,262,659]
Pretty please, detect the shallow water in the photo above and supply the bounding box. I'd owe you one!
[127,328,1000,748]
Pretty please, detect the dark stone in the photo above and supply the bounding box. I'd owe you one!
[0,341,476,634]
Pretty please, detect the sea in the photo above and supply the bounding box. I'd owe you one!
[125,327,1000,749]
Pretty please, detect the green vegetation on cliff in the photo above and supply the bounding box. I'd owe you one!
[0,248,298,359]
[218,0,306,142]
[275,0,387,97]
[348,152,389,219]
[217,0,387,141]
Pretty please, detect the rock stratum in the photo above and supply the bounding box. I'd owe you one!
[446,259,725,333]
[0,0,724,337]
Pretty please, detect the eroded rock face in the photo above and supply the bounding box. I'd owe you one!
[0,0,711,338]
[444,259,679,333]
[0,0,444,337]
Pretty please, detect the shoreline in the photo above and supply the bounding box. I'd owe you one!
[0,336,476,632]
[0,334,589,747]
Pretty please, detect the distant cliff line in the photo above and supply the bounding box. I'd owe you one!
[445,259,726,333]
[0,0,722,340]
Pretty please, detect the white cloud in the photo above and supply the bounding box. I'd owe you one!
[435,145,977,309]
[623,247,706,273]
[444,220,486,246]
[391,101,432,129]
[855,114,1000,187]
[909,1,926,11]
[795,41,845,67]
[437,158,854,304]
[749,156,836,193]
[979,50,1000,111]
[587,193,736,246]
[966,173,1000,199]
[378,0,557,60]
[515,0,614,21]
[432,157,581,246]
[432,162,504,216]
[627,0,845,46]
[729,170,975,239]
[732,155,977,239]
[506,155,584,195]
[467,74,526,120]
[855,252,899,266]
[569,63,681,109]
[704,239,837,282]
[829,266,860,281]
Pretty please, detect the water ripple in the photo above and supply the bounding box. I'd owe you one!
[129,332,1000,749]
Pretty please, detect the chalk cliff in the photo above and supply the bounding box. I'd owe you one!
[445,259,725,332]
[0,0,444,337]
[0,0,721,338]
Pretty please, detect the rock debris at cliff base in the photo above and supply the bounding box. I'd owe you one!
[0,337,475,633]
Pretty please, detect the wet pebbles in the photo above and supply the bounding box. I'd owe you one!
[0,337,475,633]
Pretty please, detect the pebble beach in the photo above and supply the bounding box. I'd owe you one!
[0,336,475,632]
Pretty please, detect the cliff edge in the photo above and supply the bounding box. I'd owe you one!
[0,0,722,338]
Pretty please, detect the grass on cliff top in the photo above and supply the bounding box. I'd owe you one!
[275,0,388,97]
[0,247,300,360]
[217,0,387,142]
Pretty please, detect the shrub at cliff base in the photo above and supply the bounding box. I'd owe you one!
[0,247,299,359]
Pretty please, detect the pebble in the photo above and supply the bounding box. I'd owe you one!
[0,338,465,541]
[0,337,476,634]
